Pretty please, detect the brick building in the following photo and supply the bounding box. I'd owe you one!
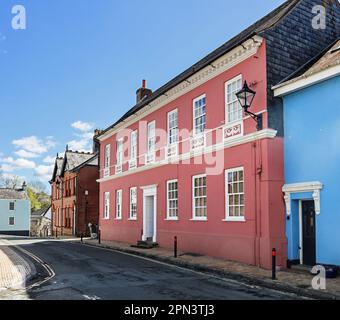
[50,148,99,237]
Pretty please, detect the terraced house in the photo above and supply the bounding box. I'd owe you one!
[96,0,339,269]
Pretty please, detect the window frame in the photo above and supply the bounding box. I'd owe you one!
[105,144,111,167]
[192,174,207,221]
[129,187,137,220]
[225,74,243,124]
[9,217,15,226]
[224,167,246,222]
[167,109,179,146]
[104,144,111,176]
[166,179,179,220]
[147,121,156,153]
[116,138,124,166]
[9,202,15,211]
[116,189,123,220]
[192,94,206,137]
[130,130,138,161]
[104,192,110,220]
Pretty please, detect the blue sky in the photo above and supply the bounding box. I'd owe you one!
[0,0,285,187]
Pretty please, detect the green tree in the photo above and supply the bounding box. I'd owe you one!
[27,187,42,212]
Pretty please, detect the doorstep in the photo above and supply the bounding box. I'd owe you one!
[81,238,340,300]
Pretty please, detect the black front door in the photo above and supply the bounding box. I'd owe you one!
[302,201,316,266]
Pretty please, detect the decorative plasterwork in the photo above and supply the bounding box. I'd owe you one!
[99,36,264,142]
[282,182,323,215]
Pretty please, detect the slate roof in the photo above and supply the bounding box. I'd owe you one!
[0,188,28,200]
[274,39,340,88]
[63,151,95,171]
[50,156,64,183]
[97,0,300,138]
[70,153,99,172]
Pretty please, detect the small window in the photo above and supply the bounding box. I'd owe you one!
[9,217,15,226]
[9,202,15,211]
[193,95,206,136]
[168,109,178,145]
[129,187,137,219]
[192,175,207,220]
[104,192,110,219]
[226,75,243,123]
[116,190,122,219]
[167,180,178,219]
[225,167,245,221]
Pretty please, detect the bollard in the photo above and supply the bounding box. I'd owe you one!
[272,248,277,280]
[56,229,58,238]
[98,230,101,244]
[174,236,178,258]
[81,233,83,243]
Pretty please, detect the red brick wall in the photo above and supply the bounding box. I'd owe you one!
[51,166,99,237]
[76,166,99,235]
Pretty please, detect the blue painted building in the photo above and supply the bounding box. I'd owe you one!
[274,39,340,267]
[0,184,30,236]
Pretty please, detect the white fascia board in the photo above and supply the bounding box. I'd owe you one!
[273,65,340,97]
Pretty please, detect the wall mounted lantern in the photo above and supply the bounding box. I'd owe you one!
[236,81,263,131]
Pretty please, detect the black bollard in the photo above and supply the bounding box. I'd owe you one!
[272,248,277,280]
[174,236,178,258]
[98,230,101,244]
[81,233,83,243]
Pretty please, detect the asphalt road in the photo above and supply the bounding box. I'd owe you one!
[2,239,304,300]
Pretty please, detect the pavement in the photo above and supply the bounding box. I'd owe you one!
[82,238,340,300]
[0,238,36,291]
[0,236,308,300]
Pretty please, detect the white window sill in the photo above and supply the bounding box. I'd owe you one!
[102,217,110,220]
[165,218,179,221]
[223,217,246,222]
[190,218,208,222]
[128,218,137,221]
[114,217,122,221]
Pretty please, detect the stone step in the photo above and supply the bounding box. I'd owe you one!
[131,240,159,249]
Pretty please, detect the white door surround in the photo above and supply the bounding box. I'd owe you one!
[282,181,323,216]
[141,185,158,242]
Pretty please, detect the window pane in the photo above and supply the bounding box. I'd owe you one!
[226,169,244,219]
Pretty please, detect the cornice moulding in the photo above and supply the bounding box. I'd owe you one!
[99,36,264,141]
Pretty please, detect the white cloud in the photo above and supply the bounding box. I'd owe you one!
[67,121,95,152]
[34,164,54,181]
[1,157,36,169]
[12,136,56,155]
[71,121,94,132]
[1,164,16,173]
[14,149,39,158]
[67,138,92,152]
[43,155,56,164]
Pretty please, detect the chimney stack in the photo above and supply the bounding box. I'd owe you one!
[136,79,152,104]
[93,129,103,154]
